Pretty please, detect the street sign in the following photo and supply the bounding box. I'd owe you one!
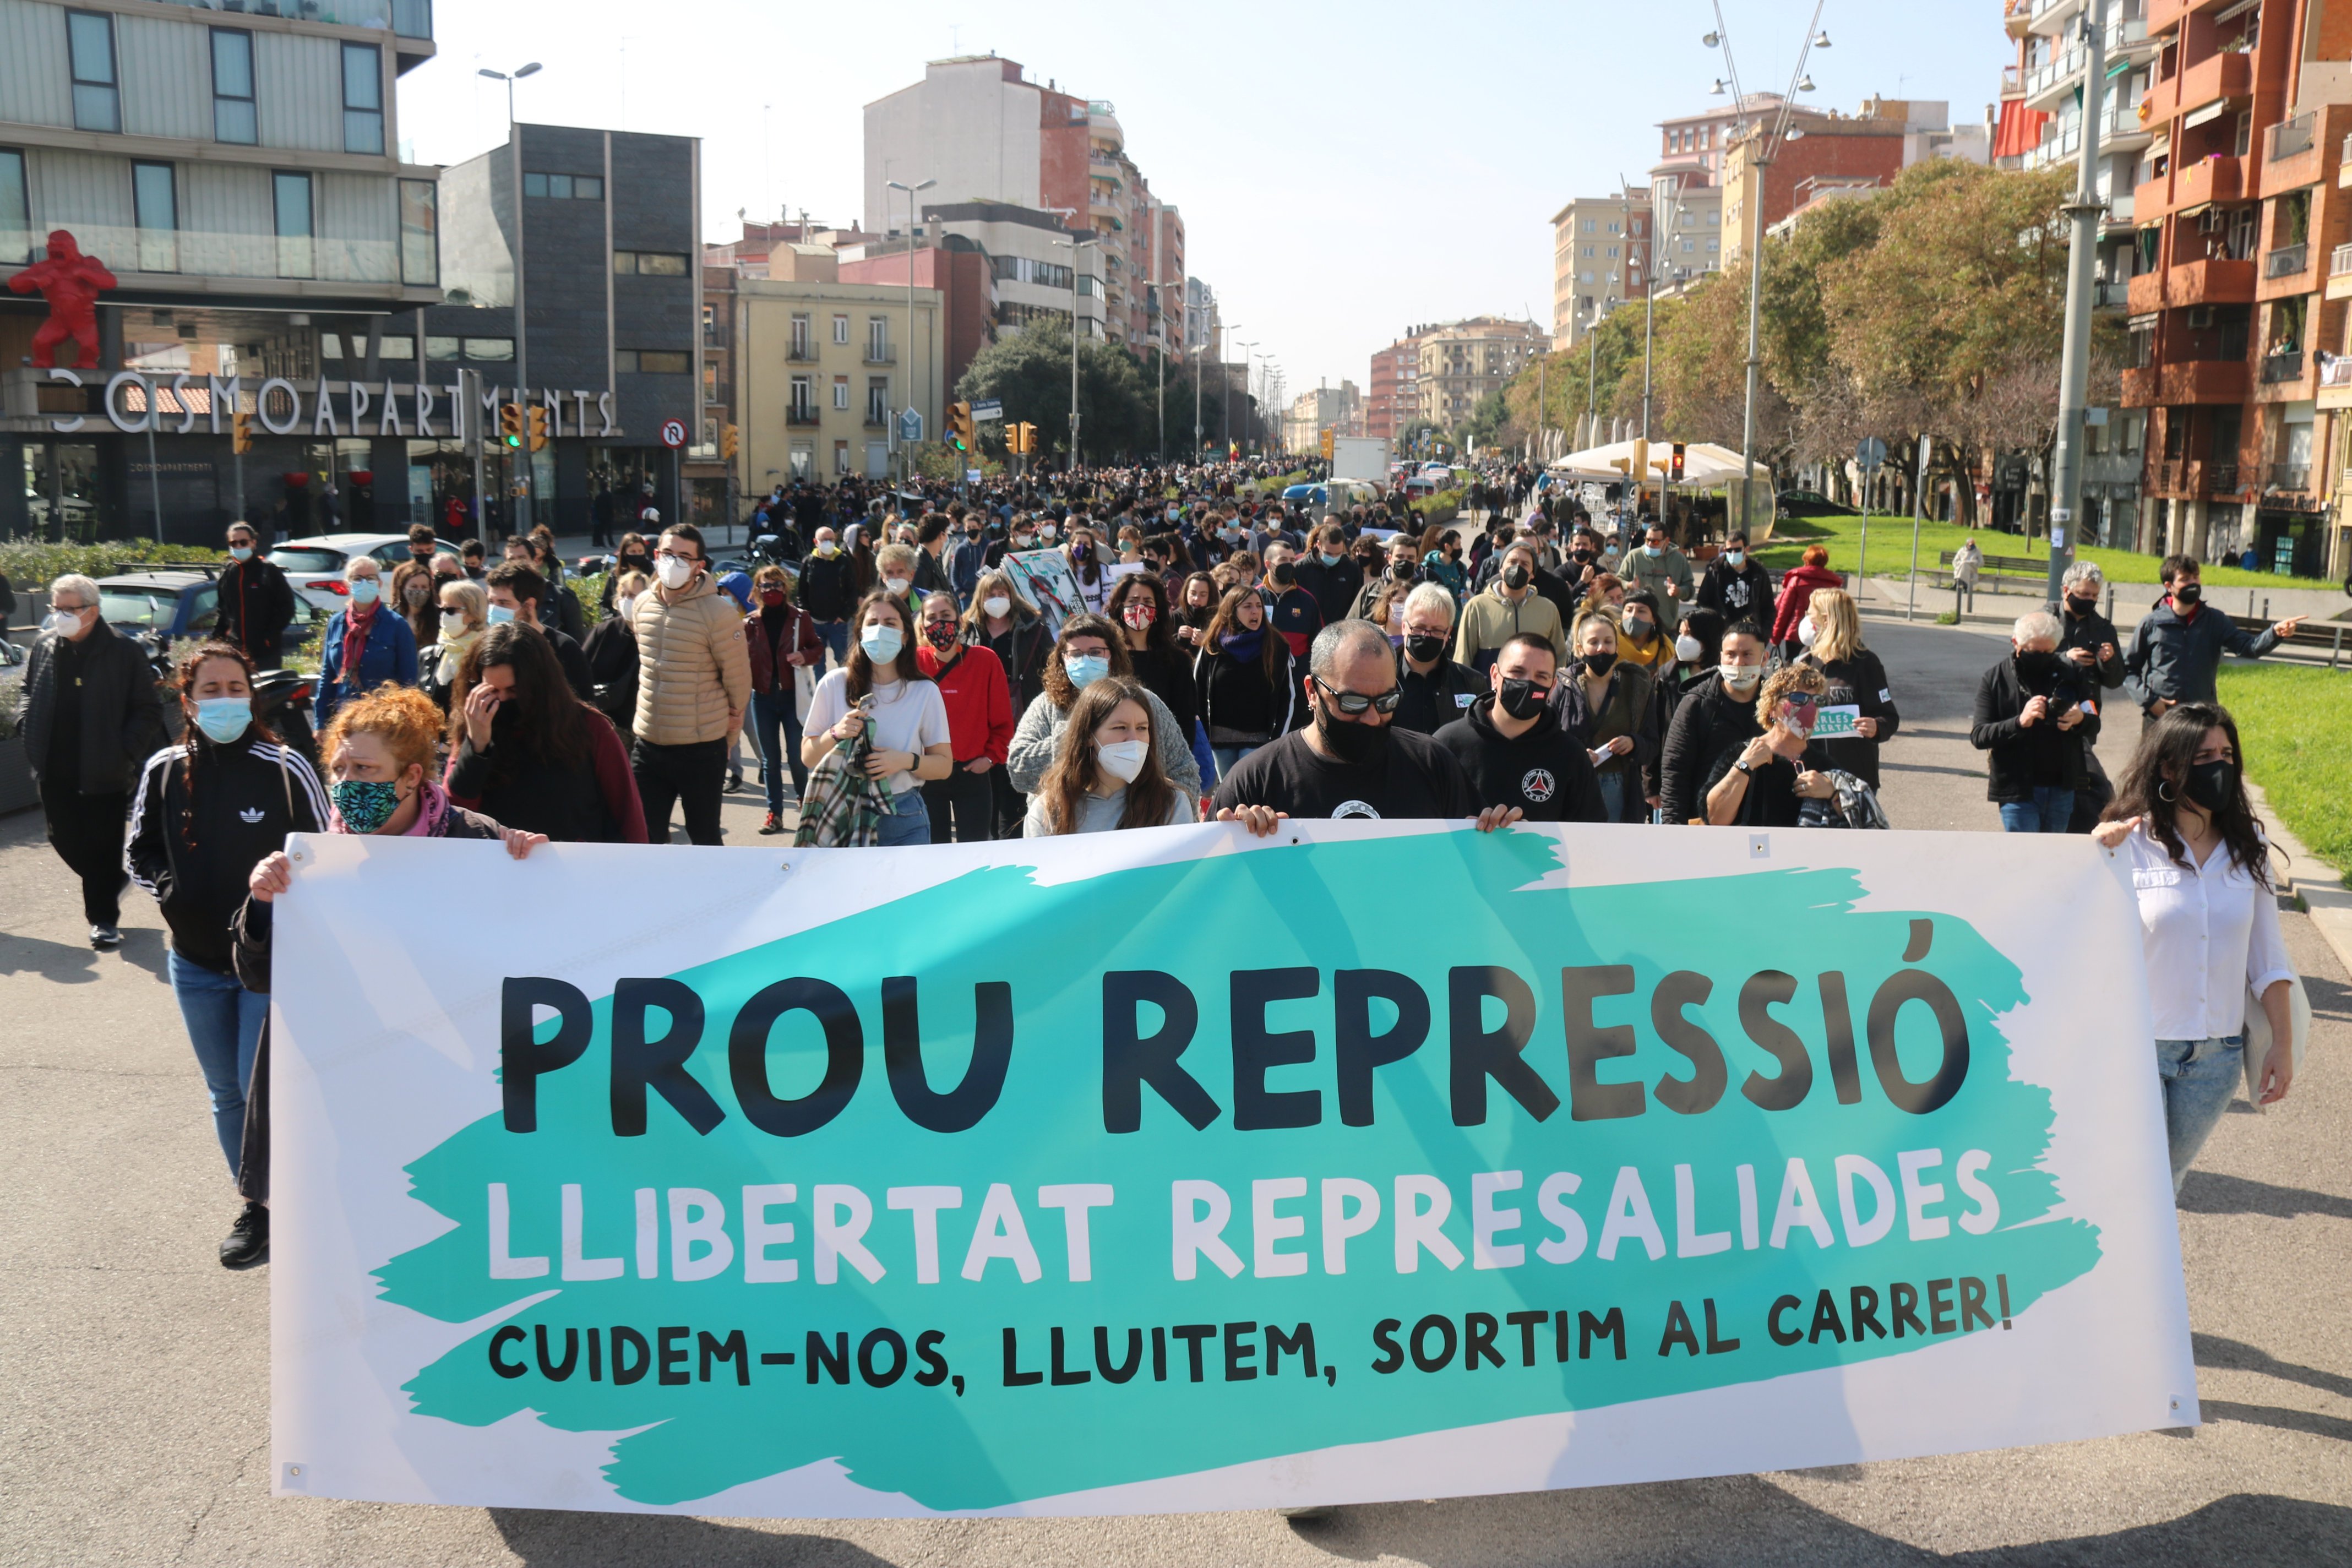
[897,408,923,443]
[965,468,982,483]
[658,418,688,450]
[1856,436,1887,470]
[970,400,1003,423]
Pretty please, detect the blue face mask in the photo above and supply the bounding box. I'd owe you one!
[228,545,254,563]
[1724,550,1745,567]
[1064,652,1110,689]
[486,603,518,625]
[193,696,251,745]
[1642,543,1663,558]
[1319,551,1342,568]
[349,577,381,605]
[860,625,904,664]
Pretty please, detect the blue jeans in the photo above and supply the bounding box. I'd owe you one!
[1212,744,1260,780]
[170,951,267,1178]
[876,789,930,847]
[2157,1036,2242,1194]
[815,619,848,667]
[1999,786,2076,833]
[749,689,806,811]
[1595,769,1627,824]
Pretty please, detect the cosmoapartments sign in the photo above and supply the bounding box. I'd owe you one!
[35,368,624,442]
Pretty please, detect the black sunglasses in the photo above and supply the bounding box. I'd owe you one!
[1313,676,1403,716]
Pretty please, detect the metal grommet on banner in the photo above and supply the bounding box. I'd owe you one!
[288,845,306,864]
[1749,834,1770,860]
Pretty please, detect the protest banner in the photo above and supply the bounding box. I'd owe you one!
[1001,548,1085,631]
[269,823,2193,1517]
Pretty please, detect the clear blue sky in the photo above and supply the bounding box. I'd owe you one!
[399,0,1996,399]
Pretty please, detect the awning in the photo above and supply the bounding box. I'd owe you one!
[2184,99,2229,129]
[1992,100,2050,161]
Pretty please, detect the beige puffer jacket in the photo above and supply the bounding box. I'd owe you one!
[631,571,752,745]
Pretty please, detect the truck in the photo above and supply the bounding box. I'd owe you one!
[1330,436,1391,486]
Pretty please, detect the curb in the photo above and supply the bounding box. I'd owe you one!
[2246,776,2352,982]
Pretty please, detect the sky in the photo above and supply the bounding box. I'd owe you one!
[398,0,1996,401]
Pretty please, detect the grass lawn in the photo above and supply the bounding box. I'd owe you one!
[2215,662,2352,876]
[1750,510,2335,592]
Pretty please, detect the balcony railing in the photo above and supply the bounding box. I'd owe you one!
[156,0,433,38]
[2001,65,2024,97]
[786,407,820,427]
[2267,243,2311,278]
[2322,354,2352,388]
[2271,113,2315,162]
[2267,463,2311,492]
[864,412,890,428]
[2209,462,2239,493]
[2333,243,2352,276]
[2261,350,2306,383]
[863,347,896,365]
[786,343,819,362]
[2093,279,2131,308]
[2023,17,2152,98]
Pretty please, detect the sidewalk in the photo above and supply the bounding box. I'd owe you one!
[2248,776,2352,987]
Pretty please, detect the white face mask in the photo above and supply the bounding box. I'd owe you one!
[982,595,1011,619]
[656,555,695,590]
[1719,662,1765,692]
[1096,739,1149,783]
[884,576,912,597]
[43,607,86,638]
[815,540,840,558]
[616,595,639,622]
[1798,617,1819,648]
[439,608,468,635]
[1674,633,1702,663]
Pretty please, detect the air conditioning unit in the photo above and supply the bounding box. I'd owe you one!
[2187,306,2215,329]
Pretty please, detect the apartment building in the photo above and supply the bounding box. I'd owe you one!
[1657,97,1796,188]
[736,255,942,489]
[1550,194,1650,349]
[0,0,440,540]
[1724,100,1988,268]
[862,56,1184,355]
[1366,334,1422,443]
[2115,0,2352,579]
[1417,318,1543,431]
[1185,275,1219,363]
[1280,380,1360,455]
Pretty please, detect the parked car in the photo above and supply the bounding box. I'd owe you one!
[96,569,322,660]
[270,532,464,613]
[1775,488,1859,519]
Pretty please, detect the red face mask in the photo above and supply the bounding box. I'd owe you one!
[759,589,787,607]
[1122,601,1158,629]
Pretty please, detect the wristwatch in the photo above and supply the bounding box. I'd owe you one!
[1733,758,1755,775]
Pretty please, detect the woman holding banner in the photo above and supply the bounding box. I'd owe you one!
[1022,678,1199,836]
[2094,703,2297,1190]
[801,591,955,848]
[233,684,547,1257]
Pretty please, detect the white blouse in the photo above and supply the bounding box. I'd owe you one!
[2116,824,2295,1042]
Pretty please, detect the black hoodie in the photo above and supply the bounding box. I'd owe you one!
[127,731,328,972]
[1432,694,1608,822]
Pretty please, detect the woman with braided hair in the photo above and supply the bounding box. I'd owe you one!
[126,640,328,1266]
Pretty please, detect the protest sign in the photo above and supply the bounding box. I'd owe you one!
[1812,705,1862,739]
[270,824,2192,1517]
[1002,549,1085,631]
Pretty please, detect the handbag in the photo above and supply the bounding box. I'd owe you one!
[2240,972,2312,1106]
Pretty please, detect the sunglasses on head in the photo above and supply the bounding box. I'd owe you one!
[1314,676,1403,716]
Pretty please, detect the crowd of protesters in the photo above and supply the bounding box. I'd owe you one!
[10,457,2310,1264]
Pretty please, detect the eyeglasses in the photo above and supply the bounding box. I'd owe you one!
[1314,676,1403,716]
[654,550,700,565]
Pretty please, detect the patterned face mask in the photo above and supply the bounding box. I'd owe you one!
[331,777,403,834]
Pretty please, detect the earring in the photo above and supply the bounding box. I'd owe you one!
[2157,779,2176,803]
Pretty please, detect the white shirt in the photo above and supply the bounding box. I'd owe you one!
[806,668,950,796]
[2117,824,2294,1042]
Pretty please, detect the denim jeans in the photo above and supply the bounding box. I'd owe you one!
[876,788,930,847]
[1595,769,1627,824]
[814,619,849,667]
[1190,720,1219,788]
[1212,743,1260,780]
[1999,785,2076,833]
[2156,1036,2243,1193]
[749,689,807,812]
[170,951,267,1178]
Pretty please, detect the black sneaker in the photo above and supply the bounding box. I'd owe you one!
[219,1201,269,1267]
[726,768,744,793]
[89,924,122,949]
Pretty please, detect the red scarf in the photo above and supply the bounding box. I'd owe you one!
[341,600,378,683]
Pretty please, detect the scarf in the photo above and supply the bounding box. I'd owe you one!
[340,600,379,684]
[1221,628,1266,661]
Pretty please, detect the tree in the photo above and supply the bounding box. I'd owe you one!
[955,324,1154,462]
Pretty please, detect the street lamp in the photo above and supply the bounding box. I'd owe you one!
[1220,323,1243,455]
[1704,0,1829,536]
[478,61,542,532]
[1051,232,1099,467]
[886,177,935,486]
[1232,339,1258,454]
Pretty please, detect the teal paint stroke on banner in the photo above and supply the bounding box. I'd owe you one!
[373,831,2100,1510]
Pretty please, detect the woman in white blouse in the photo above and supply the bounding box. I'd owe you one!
[2093,703,2295,1191]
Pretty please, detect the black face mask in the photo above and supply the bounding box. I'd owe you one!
[1497,678,1552,721]
[1391,561,1417,581]
[2066,595,2098,616]
[1501,564,1532,590]
[1582,650,1619,676]
[1404,633,1448,665]
[1315,700,1389,765]
[2173,581,2202,607]
[1570,549,1595,565]
[2014,649,2061,685]
[2183,758,2236,813]
[1268,565,1297,590]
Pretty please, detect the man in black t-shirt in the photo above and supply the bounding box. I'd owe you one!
[1213,619,1518,834]
[1433,634,1607,823]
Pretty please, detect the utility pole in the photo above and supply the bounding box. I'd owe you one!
[2047,0,2110,607]
[886,177,935,488]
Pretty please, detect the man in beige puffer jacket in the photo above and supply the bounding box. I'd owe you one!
[630,522,750,844]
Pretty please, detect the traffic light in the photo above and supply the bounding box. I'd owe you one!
[231,409,253,455]
[720,422,739,460]
[499,402,525,449]
[947,401,975,453]
[1670,442,1686,483]
[1319,427,1335,460]
[1006,421,1036,455]
[526,402,549,453]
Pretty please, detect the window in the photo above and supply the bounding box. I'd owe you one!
[211,30,257,144]
[2,150,30,264]
[132,161,177,272]
[789,312,811,357]
[616,349,689,374]
[832,313,850,344]
[790,375,814,417]
[832,376,850,409]
[68,11,118,133]
[399,179,437,286]
[462,336,514,361]
[522,172,602,200]
[1581,219,1596,232]
[613,251,689,276]
[273,171,312,277]
[867,378,891,423]
[425,335,461,361]
[341,43,383,155]
[866,317,889,361]
[1607,246,1619,259]
[379,334,415,360]
[701,361,716,402]
[320,333,345,360]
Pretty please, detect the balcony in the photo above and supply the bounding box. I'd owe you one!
[2149,458,2204,494]
[2264,242,2311,280]
[786,342,819,363]
[2267,112,2323,193]
[2162,360,2253,403]
[2093,278,2131,309]
[2023,17,2154,110]
[2001,65,2024,99]
[2173,154,2243,211]
[2209,462,2240,494]
[2325,355,2352,387]
[2261,349,2306,383]
[2177,48,2255,121]
[2165,255,2258,307]
[862,347,896,365]
[863,413,889,429]
[155,0,435,39]
[786,407,820,427]
[2267,463,2312,493]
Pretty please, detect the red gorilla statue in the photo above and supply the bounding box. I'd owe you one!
[8,230,118,370]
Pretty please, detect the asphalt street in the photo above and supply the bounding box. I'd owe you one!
[2,611,2347,1567]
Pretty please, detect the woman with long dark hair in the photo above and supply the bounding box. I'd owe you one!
[1106,570,1199,743]
[1190,585,1303,779]
[1024,677,1198,835]
[1006,613,1202,797]
[128,640,327,1266]
[389,557,439,650]
[444,623,647,842]
[1174,571,1219,650]
[802,590,954,847]
[2094,702,2296,1190]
